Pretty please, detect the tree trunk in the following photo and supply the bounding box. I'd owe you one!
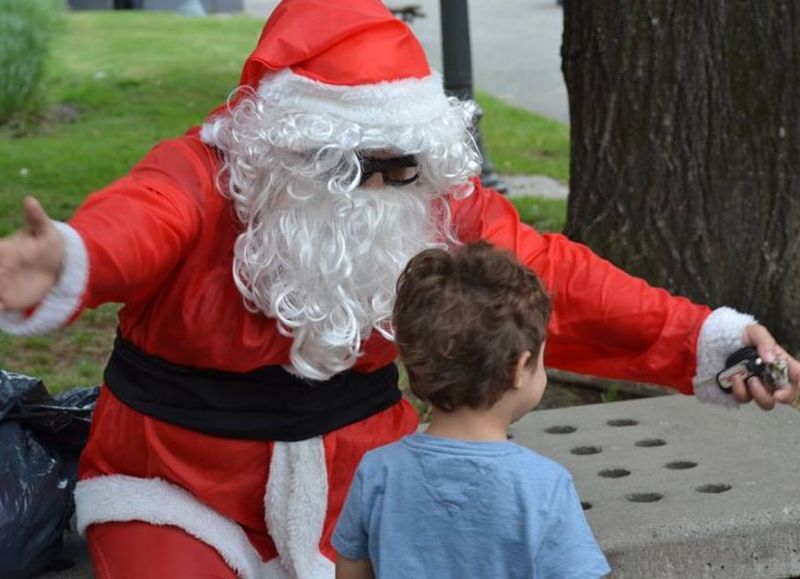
[562,0,800,350]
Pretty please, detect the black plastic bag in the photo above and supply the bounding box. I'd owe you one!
[0,370,99,579]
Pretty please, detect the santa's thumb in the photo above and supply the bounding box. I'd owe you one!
[23,196,52,236]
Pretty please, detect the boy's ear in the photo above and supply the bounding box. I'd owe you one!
[512,350,533,390]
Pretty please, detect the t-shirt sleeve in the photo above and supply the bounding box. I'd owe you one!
[332,467,370,561]
[537,475,611,579]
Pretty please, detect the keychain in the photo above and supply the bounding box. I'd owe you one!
[710,347,790,393]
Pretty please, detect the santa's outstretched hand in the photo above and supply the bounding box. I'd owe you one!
[0,197,63,312]
[730,324,800,409]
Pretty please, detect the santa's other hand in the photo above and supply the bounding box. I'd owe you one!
[735,324,800,409]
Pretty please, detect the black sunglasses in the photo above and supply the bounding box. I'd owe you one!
[358,154,420,187]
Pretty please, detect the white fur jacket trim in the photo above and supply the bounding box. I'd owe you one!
[693,306,757,407]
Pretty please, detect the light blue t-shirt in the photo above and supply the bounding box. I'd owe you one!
[333,432,610,579]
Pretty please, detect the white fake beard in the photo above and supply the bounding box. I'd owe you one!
[231,177,447,381]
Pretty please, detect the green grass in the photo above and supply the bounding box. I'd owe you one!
[0,12,568,392]
[479,91,570,181]
[0,12,264,234]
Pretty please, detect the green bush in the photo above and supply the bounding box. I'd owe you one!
[0,0,63,125]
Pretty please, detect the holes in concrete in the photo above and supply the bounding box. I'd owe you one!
[625,492,663,503]
[598,468,631,479]
[665,460,697,470]
[544,425,577,434]
[541,420,734,507]
[696,483,732,494]
[570,445,602,455]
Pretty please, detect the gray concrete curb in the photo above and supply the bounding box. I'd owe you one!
[513,396,800,578]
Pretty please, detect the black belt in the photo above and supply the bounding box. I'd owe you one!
[103,334,401,441]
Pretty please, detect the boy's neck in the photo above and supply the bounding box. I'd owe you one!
[424,404,512,442]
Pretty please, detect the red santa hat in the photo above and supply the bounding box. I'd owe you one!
[233,0,451,127]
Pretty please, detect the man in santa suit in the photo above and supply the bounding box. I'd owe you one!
[0,0,797,577]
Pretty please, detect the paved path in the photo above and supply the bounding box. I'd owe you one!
[243,0,569,124]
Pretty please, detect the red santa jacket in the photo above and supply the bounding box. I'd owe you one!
[64,129,710,394]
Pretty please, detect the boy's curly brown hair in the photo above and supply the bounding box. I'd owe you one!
[393,242,551,412]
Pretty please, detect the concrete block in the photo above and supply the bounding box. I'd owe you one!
[512,396,800,578]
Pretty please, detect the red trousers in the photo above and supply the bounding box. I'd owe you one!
[88,521,238,578]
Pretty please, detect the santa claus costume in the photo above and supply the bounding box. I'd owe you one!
[0,0,754,577]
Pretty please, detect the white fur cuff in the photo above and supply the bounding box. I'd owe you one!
[692,307,757,407]
[0,222,88,336]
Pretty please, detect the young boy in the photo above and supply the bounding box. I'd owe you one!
[332,242,610,579]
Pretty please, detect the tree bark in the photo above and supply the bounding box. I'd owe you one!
[562,0,800,350]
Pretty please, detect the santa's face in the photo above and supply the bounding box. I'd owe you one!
[230,147,450,381]
[200,90,480,380]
